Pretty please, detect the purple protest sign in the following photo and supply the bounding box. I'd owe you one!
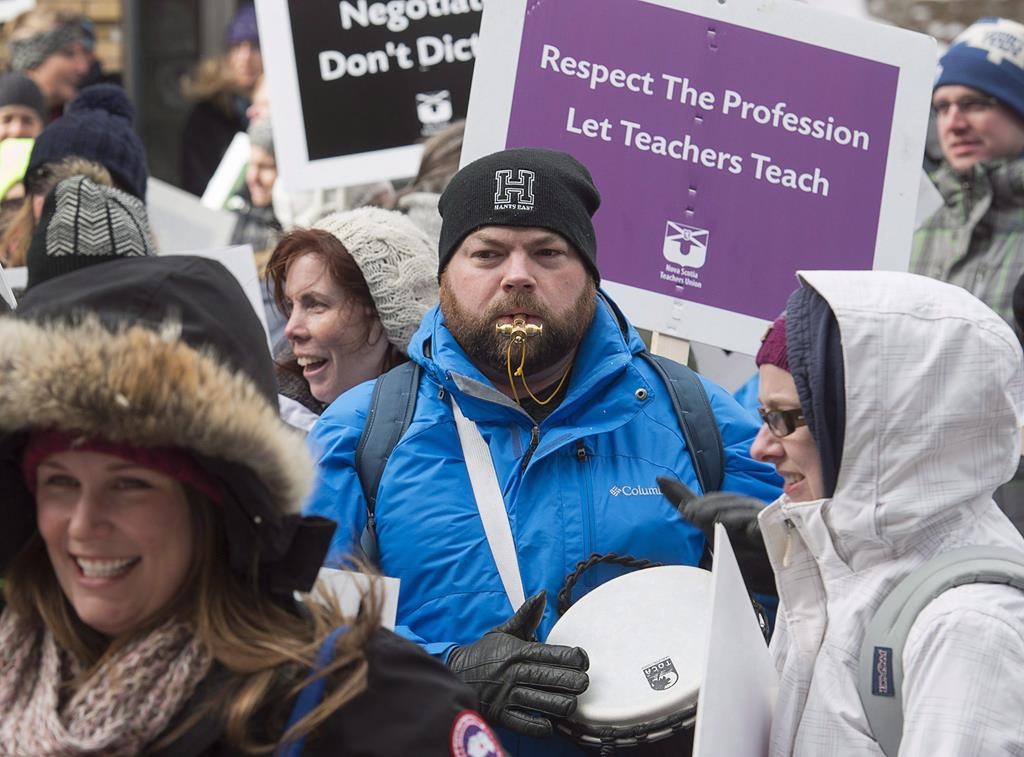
[502,0,898,322]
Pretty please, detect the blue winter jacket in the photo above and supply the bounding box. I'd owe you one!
[306,294,781,756]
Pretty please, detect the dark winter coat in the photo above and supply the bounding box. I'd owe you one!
[181,98,246,197]
[150,629,494,756]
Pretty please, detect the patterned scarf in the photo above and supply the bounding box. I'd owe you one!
[0,608,212,757]
[9,24,83,72]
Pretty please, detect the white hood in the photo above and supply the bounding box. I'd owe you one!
[762,270,1024,756]
[793,269,1024,569]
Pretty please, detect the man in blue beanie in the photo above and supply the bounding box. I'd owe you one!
[910,17,1024,325]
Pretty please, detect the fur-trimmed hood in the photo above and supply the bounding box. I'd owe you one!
[0,256,331,594]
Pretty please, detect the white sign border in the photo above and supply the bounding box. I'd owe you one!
[464,0,936,355]
[254,0,426,191]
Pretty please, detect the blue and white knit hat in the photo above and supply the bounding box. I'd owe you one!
[935,17,1024,122]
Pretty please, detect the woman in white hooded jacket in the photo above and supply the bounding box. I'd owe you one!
[670,270,1024,755]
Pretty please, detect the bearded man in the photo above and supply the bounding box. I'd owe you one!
[304,148,781,757]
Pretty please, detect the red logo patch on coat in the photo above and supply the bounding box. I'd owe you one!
[450,710,502,757]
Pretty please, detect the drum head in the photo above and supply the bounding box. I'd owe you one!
[546,565,711,729]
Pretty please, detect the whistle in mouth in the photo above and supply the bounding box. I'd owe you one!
[496,317,543,343]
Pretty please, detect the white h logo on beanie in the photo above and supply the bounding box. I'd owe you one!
[494,169,536,210]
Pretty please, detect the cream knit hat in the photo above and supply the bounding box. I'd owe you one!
[313,207,438,352]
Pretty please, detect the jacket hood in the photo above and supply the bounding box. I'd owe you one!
[785,270,1024,568]
[0,256,330,595]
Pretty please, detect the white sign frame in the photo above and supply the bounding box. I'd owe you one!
[147,177,236,253]
[462,0,936,355]
[693,523,778,756]
[255,0,426,191]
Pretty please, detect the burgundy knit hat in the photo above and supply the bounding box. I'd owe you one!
[755,315,789,372]
[22,430,223,504]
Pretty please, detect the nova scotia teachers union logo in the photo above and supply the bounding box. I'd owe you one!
[662,221,709,269]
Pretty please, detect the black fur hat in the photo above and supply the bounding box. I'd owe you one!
[0,255,333,596]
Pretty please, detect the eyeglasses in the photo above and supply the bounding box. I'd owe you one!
[757,407,806,438]
[931,95,998,118]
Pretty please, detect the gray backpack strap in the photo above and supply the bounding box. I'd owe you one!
[354,361,421,562]
[640,352,724,494]
[858,546,1024,756]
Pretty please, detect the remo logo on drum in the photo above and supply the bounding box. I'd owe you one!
[642,657,679,691]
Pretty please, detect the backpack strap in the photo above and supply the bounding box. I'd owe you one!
[594,291,723,493]
[274,625,349,757]
[639,351,724,494]
[355,361,421,562]
[858,546,1024,757]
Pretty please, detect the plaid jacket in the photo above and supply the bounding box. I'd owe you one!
[909,156,1024,326]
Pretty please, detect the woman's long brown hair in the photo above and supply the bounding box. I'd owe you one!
[4,487,381,754]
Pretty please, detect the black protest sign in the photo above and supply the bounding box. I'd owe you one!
[287,0,482,161]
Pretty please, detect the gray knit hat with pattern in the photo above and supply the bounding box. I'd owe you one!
[8,22,83,72]
[26,175,155,290]
[312,207,438,351]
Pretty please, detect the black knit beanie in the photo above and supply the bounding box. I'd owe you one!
[27,84,148,201]
[26,175,155,290]
[437,148,601,282]
[0,73,46,121]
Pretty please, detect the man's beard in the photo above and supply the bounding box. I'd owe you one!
[440,281,598,379]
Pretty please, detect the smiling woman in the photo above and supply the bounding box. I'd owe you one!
[266,207,439,416]
[30,448,195,638]
[662,271,1024,755]
[0,255,491,756]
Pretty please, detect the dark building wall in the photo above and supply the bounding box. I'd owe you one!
[125,0,238,187]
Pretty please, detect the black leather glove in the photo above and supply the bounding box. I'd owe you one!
[658,476,777,595]
[447,591,590,738]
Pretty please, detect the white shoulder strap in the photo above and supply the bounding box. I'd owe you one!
[451,396,526,612]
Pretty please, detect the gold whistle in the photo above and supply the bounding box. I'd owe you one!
[496,317,543,343]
